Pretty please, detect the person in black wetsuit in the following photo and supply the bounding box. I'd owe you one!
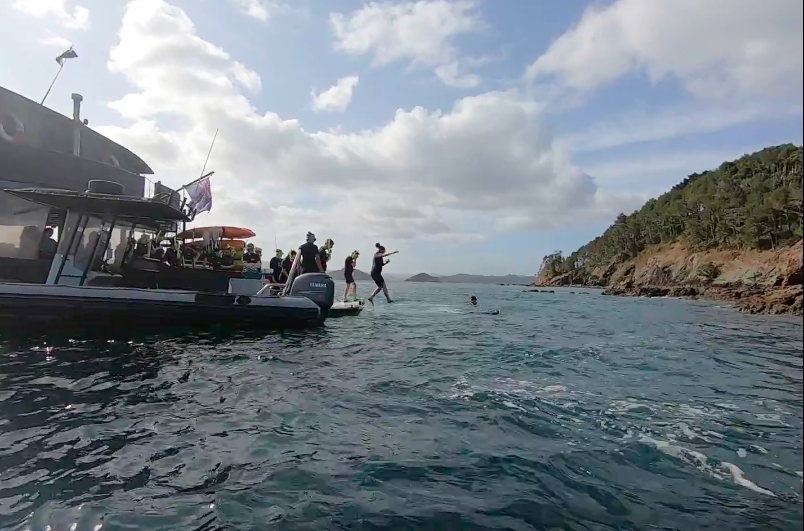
[342,250,359,301]
[269,249,283,283]
[280,250,296,282]
[319,238,333,272]
[299,232,323,274]
[243,243,260,264]
[368,243,396,305]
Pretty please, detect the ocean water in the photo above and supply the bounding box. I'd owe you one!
[0,282,802,531]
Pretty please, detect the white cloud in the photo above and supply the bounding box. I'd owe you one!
[230,0,300,22]
[330,0,486,88]
[311,75,359,112]
[527,0,803,103]
[559,102,804,153]
[12,0,89,30]
[96,0,631,259]
[40,36,73,49]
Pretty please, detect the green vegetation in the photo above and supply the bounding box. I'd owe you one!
[540,144,804,280]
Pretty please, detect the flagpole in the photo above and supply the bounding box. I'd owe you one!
[179,170,215,191]
[40,63,64,106]
[199,128,218,179]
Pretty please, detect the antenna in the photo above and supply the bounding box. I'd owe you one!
[199,128,218,179]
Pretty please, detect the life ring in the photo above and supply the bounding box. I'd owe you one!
[0,109,25,144]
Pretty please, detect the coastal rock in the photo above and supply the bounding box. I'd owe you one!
[574,241,802,316]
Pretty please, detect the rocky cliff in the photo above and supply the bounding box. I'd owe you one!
[535,240,803,315]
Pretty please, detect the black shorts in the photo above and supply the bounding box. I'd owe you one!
[371,271,384,288]
[344,272,355,284]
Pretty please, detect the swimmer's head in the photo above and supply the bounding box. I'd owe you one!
[470,295,477,306]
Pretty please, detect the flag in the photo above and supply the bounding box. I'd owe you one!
[55,46,78,66]
[184,175,213,214]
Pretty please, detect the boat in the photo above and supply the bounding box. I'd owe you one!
[0,181,335,330]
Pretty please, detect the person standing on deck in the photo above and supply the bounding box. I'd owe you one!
[343,250,359,301]
[319,238,334,272]
[280,250,296,282]
[268,249,283,283]
[299,232,323,274]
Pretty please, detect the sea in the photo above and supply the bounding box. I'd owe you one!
[0,282,802,531]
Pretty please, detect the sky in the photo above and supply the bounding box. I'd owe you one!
[1,0,802,276]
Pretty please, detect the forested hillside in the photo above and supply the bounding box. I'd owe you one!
[540,144,803,281]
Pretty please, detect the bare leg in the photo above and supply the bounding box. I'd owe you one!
[342,283,349,302]
[368,286,381,305]
[351,283,358,301]
[381,283,392,302]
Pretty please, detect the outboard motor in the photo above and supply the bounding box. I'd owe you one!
[289,273,335,318]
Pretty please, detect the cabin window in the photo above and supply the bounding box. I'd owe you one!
[0,190,50,259]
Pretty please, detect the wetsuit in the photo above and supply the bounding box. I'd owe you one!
[299,242,320,274]
[269,256,282,282]
[319,247,329,272]
[243,251,260,264]
[281,256,292,281]
[344,256,355,284]
[371,254,385,288]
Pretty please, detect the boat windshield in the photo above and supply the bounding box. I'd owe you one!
[0,190,50,260]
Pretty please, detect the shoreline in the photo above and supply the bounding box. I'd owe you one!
[533,241,803,317]
[530,281,803,317]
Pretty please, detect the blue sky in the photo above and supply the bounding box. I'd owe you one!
[1,0,802,275]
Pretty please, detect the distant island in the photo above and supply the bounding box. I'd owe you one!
[404,273,534,284]
[405,273,440,282]
[328,268,372,281]
[534,144,803,316]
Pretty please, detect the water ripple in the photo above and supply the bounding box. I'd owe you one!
[1,283,802,530]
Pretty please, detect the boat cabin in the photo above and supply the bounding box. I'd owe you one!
[3,181,191,288]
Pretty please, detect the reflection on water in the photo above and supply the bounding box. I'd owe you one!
[1,283,802,530]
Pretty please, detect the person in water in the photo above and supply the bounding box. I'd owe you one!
[269,249,283,283]
[368,243,395,305]
[470,295,478,306]
[343,250,359,301]
[299,232,323,274]
[319,238,334,272]
[280,250,296,282]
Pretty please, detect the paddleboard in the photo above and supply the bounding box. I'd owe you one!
[329,300,364,317]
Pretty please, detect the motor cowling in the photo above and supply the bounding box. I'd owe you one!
[289,273,335,315]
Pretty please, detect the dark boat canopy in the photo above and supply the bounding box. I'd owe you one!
[4,187,190,223]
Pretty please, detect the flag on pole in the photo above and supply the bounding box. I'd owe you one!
[184,175,213,214]
[55,46,78,66]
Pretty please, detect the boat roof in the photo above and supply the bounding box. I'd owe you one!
[3,187,191,223]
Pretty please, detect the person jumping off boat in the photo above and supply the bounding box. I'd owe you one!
[343,250,359,301]
[299,232,323,274]
[368,243,397,305]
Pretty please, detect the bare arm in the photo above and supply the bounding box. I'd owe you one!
[380,251,398,258]
[315,254,324,272]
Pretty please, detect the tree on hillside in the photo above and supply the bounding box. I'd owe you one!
[539,144,804,279]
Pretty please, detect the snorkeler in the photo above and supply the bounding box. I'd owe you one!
[343,250,359,301]
[368,243,398,305]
